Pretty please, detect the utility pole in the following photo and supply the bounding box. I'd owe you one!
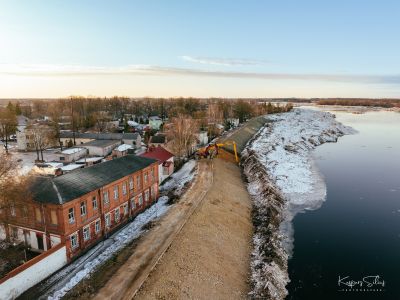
[70,97,76,146]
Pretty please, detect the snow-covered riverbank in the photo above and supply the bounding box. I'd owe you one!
[242,108,356,299]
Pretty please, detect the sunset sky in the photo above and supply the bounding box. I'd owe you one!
[1,0,399,98]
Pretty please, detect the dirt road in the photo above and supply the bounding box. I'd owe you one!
[95,158,253,300]
[135,159,253,300]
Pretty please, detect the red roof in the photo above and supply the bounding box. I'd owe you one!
[139,146,174,163]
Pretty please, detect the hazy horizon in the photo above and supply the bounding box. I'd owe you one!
[1,1,399,98]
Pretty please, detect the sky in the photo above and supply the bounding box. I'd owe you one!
[0,0,399,98]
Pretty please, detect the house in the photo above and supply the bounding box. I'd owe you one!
[17,123,57,151]
[81,140,120,156]
[140,146,174,183]
[59,132,142,149]
[227,118,240,128]
[112,144,133,158]
[0,155,159,260]
[148,134,167,148]
[58,147,87,163]
[197,131,208,146]
[149,116,163,130]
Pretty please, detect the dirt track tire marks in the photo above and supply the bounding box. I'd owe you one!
[94,160,214,300]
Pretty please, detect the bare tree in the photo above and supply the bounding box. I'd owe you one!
[93,111,111,133]
[0,109,17,154]
[167,115,199,158]
[30,125,54,162]
[0,155,29,241]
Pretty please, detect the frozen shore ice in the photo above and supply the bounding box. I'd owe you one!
[242,108,356,299]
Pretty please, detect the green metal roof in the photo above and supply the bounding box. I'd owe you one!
[29,155,157,205]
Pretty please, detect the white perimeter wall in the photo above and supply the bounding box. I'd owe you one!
[0,245,67,300]
[0,224,7,240]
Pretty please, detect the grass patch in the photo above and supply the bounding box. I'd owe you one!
[62,235,143,300]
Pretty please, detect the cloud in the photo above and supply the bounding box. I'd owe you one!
[0,63,399,85]
[181,56,269,66]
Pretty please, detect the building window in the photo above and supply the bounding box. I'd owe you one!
[92,196,98,210]
[68,208,75,224]
[123,203,128,215]
[103,191,109,206]
[80,202,87,216]
[115,208,120,222]
[144,173,148,184]
[12,227,18,239]
[129,177,134,190]
[35,207,42,223]
[60,156,65,161]
[95,219,101,233]
[138,194,143,206]
[105,213,111,227]
[70,233,78,249]
[136,176,141,189]
[122,183,127,195]
[10,204,16,217]
[22,206,28,218]
[151,169,155,182]
[151,185,156,199]
[163,166,169,175]
[51,210,58,225]
[83,226,90,241]
[113,185,119,200]
[145,190,149,202]
[130,198,136,210]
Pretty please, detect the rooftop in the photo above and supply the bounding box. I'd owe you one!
[29,155,157,204]
[82,139,120,148]
[115,144,133,152]
[61,147,86,155]
[139,146,174,163]
[61,164,84,172]
[149,134,166,144]
[76,157,104,163]
[60,132,140,140]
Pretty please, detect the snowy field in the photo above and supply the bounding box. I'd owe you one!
[42,159,197,300]
[242,108,356,299]
[9,146,60,175]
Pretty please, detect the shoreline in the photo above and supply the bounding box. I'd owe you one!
[241,108,356,299]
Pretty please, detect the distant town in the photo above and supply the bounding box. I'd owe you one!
[0,96,294,298]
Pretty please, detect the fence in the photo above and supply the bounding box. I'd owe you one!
[0,243,67,300]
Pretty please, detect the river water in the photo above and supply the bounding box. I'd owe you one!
[286,109,400,300]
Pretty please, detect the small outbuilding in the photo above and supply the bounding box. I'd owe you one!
[81,140,120,156]
[58,147,87,163]
[112,144,133,158]
[139,145,174,183]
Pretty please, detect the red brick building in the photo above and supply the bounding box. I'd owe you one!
[0,155,159,260]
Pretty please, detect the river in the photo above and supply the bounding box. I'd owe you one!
[286,109,400,300]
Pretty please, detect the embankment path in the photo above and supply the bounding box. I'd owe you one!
[95,159,253,300]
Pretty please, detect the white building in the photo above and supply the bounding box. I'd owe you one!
[197,131,208,146]
[112,144,133,157]
[58,147,87,163]
[149,116,163,130]
[59,132,142,149]
[81,139,120,156]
